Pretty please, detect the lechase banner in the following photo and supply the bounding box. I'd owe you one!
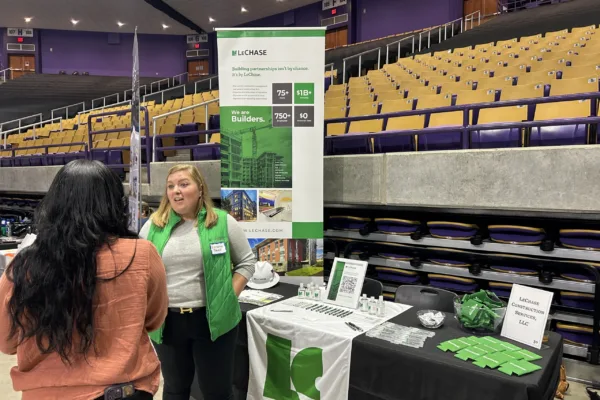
[217,28,325,283]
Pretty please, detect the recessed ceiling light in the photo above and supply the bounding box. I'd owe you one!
[71,19,79,25]
[24,17,33,23]
[162,23,169,29]
[241,6,248,12]
[117,21,125,27]
[209,17,216,22]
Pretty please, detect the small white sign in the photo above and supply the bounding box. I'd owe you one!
[501,284,554,349]
[7,28,34,37]
[323,257,367,309]
[187,34,208,43]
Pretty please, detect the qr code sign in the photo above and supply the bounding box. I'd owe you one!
[339,276,358,294]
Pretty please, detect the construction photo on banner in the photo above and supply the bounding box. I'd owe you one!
[217,28,325,282]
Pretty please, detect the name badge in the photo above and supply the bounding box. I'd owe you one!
[210,242,226,255]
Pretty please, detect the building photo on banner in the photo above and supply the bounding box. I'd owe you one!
[217,27,325,283]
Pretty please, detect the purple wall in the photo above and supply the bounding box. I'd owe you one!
[356,0,463,42]
[40,30,187,78]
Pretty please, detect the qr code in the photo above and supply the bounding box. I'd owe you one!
[339,276,358,294]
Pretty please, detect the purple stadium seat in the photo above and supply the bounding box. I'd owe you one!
[560,291,594,311]
[428,274,479,293]
[374,115,422,153]
[427,221,478,239]
[374,218,420,235]
[488,225,545,244]
[559,229,600,250]
[92,150,109,164]
[555,323,594,346]
[471,106,527,148]
[192,144,220,160]
[530,100,591,146]
[376,267,420,284]
[421,111,464,151]
[489,282,512,298]
[328,134,372,155]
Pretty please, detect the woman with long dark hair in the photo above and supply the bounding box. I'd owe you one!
[0,160,168,400]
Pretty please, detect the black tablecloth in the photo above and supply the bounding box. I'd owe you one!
[191,283,562,400]
[348,308,562,400]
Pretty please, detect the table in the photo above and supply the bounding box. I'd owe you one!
[190,283,562,400]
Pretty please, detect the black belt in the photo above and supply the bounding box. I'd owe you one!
[168,307,204,314]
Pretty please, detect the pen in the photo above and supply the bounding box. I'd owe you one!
[270,309,293,312]
[347,322,363,332]
[345,322,358,331]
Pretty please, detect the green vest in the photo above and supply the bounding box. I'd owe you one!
[146,208,242,343]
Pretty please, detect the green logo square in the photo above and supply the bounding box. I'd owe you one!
[294,83,314,104]
[232,50,237,56]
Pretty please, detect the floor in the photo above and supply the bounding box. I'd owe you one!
[0,352,596,399]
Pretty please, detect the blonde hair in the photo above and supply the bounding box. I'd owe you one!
[151,164,218,229]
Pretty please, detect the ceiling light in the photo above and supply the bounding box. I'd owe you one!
[162,23,169,29]
[71,19,79,25]
[117,21,125,27]
[24,17,33,23]
[209,17,216,23]
[241,6,248,12]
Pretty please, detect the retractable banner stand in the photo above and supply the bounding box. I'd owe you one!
[216,28,325,285]
[128,27,142,232]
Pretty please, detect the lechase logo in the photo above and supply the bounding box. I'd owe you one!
[232,49,267,56]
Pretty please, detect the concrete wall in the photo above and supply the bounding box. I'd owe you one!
[3,147,600,212]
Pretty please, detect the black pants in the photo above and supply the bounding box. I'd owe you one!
[155,309,239,400]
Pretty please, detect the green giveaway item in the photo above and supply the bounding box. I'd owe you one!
[473,351,514,369]
[498,360,542,376]
[508,349,543,361]
[456,290,506,332]
[437,339,471,352]
[503,350,526,361]
[455,346,490,361]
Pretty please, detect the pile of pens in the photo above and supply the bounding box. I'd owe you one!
[287,299,354,318]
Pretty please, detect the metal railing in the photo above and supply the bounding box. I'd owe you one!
[0,68,13,83]
[2,116,63,148]
[87,107,151,184]
[325,63,335,77]
[464,11,481,31]
[342,48,382,84]
[51,102,85,121]
[194,76,218,93]
[150,78,171,93]
[386,36,417,65]
[0,114,44,142]
[91,92,121,109]
[143,84,186,104]
[76,100,132,124]
[124,84,149,102]
[172,72,189,87]
[152,98,219,162]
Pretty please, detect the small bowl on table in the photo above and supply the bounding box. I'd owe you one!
[416,309,446,329]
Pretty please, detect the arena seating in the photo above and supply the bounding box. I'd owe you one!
[324,23,600,155]
[0,90,220,168]
[2,23,600,168]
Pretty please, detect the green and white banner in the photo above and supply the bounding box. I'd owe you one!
[246,306,354,400]
[246,299,410,400]
[217,28,325,281]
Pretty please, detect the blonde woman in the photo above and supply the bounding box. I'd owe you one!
[139,164,256,400]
